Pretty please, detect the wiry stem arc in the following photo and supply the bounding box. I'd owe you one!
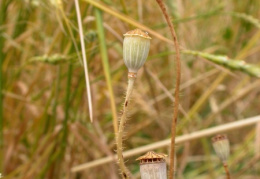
[117,75,136,179]
[155,0,181,179]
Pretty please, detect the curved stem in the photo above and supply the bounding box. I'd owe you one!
[117,76,135,179]
[155,1,181,179]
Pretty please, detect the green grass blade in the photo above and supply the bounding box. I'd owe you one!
[61,64,73,152]
[0,0,11,173]
[119,0,128,14]
[95,8,118,133]
[184,50,260,77]
[229,12,260,29]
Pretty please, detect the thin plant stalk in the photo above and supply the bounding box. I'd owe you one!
[0,0,10,173]
[155,0,181,178]
[62,64,73,150]
[223,163,231,179]
[119,0,128,15]
[117,76,135,179]
[0,22,3,177]
[74,0,93,122]
[51,66,61,132]
[95,8,118,134]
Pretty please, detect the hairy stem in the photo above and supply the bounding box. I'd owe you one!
[155,0,181,179]
[223,163,231,179]
[117,75,135,179]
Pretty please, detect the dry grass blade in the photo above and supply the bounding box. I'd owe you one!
[71,115,260,172]
[74,0,93,122]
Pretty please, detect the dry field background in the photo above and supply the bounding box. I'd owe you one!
[1,0,260,178]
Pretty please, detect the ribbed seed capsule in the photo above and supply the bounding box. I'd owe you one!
[123,29,151,73]
[212,134,230,163]
[136,151,167,179]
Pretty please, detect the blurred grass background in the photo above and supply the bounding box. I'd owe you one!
[1,0,260,178]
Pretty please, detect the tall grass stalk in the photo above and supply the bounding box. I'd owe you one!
[95,8,118,134]
[74,0,93,122]
[0,0,9,173]
[119,0,128,15]
[155,0,181,178]
[51,66,61,131]
[62,64,73,150]
[0,18,3,178]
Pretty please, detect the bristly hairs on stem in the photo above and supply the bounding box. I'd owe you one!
[155,0,181,179]
[116,74,136,179]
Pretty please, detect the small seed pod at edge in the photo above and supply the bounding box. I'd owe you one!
[211,134,230,163]
[123,29,151,73]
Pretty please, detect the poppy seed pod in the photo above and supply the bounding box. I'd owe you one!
[123,29,151,73]
[212,134,230,163]
[137,151,167,179]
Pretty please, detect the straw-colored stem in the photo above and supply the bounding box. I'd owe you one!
[117,76,135,179]
[75,0,93,122]
[155,0,181,179]
[223,163,231,179]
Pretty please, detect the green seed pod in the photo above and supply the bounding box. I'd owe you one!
[212,134,230,163]
[123,29,151,73]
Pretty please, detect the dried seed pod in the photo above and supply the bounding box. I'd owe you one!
[123,29,151,73]
[212,134,230,163]
[136,151,167,179]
